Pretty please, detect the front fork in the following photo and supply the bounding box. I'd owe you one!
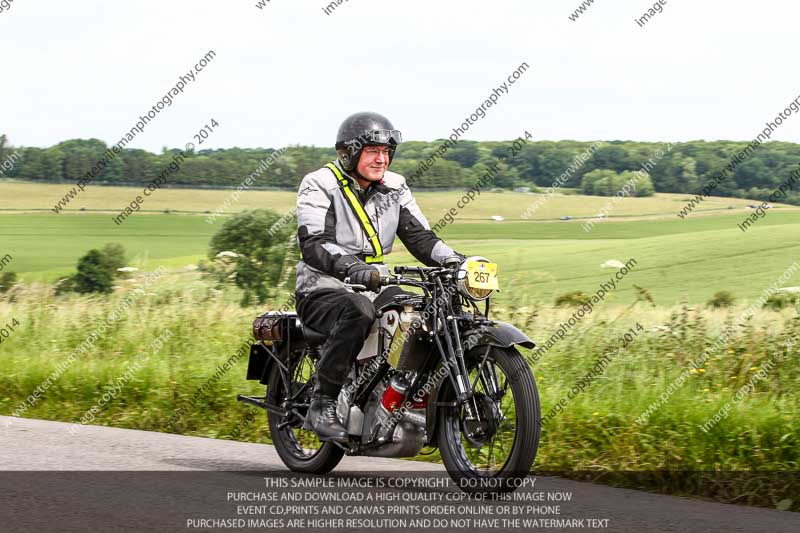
[430,282,482,421]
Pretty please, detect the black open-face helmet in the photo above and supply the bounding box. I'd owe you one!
[335,112,402,172]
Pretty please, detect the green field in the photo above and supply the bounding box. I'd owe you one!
[0,178,774,219]
[0,214,214,280]
[2,180,799,304]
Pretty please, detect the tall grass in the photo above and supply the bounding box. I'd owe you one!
[1,271,797,508]
[0,273,267,440]
[509,301,799,473]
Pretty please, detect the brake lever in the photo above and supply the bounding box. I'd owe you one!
[343,277,368,291]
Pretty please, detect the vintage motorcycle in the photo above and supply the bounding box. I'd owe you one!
[238,257,540,492]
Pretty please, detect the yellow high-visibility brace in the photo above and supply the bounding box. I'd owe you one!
[325,162,384,264]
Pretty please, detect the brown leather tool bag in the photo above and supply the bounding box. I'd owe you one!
[252,313,286,341]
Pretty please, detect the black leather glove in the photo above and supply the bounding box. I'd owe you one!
[441,252,467,268]
[345,263,381,292]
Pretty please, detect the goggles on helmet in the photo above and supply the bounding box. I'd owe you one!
[360,129,402,145]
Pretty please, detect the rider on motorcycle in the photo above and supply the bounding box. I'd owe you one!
[295,111,466,442]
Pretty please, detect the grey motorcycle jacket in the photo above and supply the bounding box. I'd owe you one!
[295,159,458,298]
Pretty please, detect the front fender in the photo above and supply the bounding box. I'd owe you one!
[463,322,536,351]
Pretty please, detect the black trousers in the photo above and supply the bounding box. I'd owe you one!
[295,287,410,396]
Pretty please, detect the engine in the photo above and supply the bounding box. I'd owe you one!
[360,372,428,457]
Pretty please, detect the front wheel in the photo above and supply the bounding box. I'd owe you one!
[437,346,540,493]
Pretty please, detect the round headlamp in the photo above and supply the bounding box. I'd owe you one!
[456,256,495,301]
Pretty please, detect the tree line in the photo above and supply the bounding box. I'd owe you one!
[1,134,799,204]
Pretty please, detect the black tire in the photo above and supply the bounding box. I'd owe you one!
[266,349,344,474]
[437,345,540,493]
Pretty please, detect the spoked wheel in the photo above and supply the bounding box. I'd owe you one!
[267,348,344,473]
[438,346,540,493]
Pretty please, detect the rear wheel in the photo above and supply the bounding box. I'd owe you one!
[437,346,540,493]
[267,347,344,473]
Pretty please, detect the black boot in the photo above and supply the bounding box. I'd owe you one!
[308,394,348,443]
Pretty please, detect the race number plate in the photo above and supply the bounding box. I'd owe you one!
[466,261,499,290]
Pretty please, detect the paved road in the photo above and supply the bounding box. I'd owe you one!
[1,416,796,532]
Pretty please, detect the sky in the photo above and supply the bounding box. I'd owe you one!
[2,0,799,152]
